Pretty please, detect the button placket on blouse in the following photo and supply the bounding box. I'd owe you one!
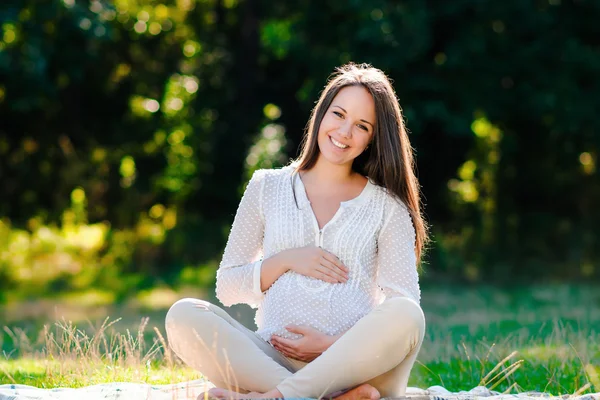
[306,200,347,249]
[297,175,348,249]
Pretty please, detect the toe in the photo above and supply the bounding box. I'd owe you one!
[359,384,380,400]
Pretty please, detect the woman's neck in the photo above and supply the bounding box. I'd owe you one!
[301,155,356,186]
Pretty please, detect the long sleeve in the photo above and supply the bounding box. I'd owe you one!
[376,198,421,304]
[215,169,266,308]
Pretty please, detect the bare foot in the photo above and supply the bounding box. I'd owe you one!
[332,384,381,400]
[198,388,263,399]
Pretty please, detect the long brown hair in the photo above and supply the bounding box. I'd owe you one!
[293,63,429,264]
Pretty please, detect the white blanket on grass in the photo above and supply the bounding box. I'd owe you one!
[0,381,598,400]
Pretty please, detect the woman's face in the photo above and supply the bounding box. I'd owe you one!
[316,85,375,168]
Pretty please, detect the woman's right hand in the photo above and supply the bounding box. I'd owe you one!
[280,246,349,283]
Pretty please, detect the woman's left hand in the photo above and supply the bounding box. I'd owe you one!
[270,325,334,362]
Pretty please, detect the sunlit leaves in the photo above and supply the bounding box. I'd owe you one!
[149,204,177,230]
[119,156,136,188]
[445,114,506,280]
[162,74,198,117]
[91,148,107,163]
[260,19,293,59]
[63,223,108,252]
[158,124,197,195]
[471,117,503,143]
[110,63,131,85]
[149,204,165,219]
[71,188,86,204]
[448,179,479,203]
[458,160,476,181]
[245,123,287,172]
[2,23,17,45]
[449,116,503,205]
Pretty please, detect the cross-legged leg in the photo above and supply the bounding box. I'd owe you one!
[165,298,297,393]
[275,296,426,399]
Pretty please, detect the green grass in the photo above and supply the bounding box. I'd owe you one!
[1,283,599,395]
[0,358,198,388]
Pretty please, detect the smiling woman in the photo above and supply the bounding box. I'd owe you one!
[165,63,429,400]
[317,85,375,165]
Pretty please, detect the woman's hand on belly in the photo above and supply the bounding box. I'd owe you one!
[279,246,349,284]
[269,325,342,362]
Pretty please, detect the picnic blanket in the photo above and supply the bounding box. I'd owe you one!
[0,381,599,400]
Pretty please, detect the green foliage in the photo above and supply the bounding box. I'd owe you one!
[0,0,599,287]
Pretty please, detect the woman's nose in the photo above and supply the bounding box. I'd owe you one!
[338,122,352,138]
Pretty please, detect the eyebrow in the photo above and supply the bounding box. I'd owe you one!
[333,105,374,128]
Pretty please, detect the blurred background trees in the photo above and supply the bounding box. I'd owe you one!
[1,0,599,301]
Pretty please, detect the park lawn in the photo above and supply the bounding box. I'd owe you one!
[0,358,198,388]
[1,283,599,395]
[2,355,599,394]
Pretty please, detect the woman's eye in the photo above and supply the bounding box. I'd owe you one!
[333,111,344,118]
[357,124,368,131]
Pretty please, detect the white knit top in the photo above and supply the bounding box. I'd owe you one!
[215,163,420,342]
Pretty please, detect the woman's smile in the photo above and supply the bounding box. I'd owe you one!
[329,135,349,150]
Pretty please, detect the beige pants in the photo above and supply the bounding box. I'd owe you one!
[165,296,425,399]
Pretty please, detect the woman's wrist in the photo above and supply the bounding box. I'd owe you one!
[265,251,291,273]
[260,252,291,292]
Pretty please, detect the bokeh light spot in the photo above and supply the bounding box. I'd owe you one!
[155,4,169,19]
[90,1,103,13]
[459,160,477,181]
[149,204,165,219]
[492,20,505,33]
[71,188,86,204]
[167,98,184,111]
[79,18,92,31]
[579,152,595,175]
[149,22,162,35]
[4,27,16,44]
[168,130,185,145]
[183,77,199,93]
[143,99,160,113]
[263,103,281,120]
[434,53,447,65]
[137,11,150,22]
[371,9,383,21]
[134,21,147,34]
[120,156,136,178]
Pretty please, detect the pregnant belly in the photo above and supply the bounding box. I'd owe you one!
[258,272,372,339]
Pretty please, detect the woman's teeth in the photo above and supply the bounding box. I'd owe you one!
[331,137,349,149]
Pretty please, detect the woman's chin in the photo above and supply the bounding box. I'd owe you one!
[321,154,354,166]
[317,149,357,166]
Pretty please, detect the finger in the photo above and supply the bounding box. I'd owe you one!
[275,343,299,359]
[319,258,348,282]
[311,265,338,283]
[321,250,350,274]
[272,341,299,358]
[320,249,347,269]
[315,266,341,283]
[273,336,299,350]
[271,336,297,352]
[285,325,305,335]
[271,336,299,352]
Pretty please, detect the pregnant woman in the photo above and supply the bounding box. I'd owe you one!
[165,63,428,400]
